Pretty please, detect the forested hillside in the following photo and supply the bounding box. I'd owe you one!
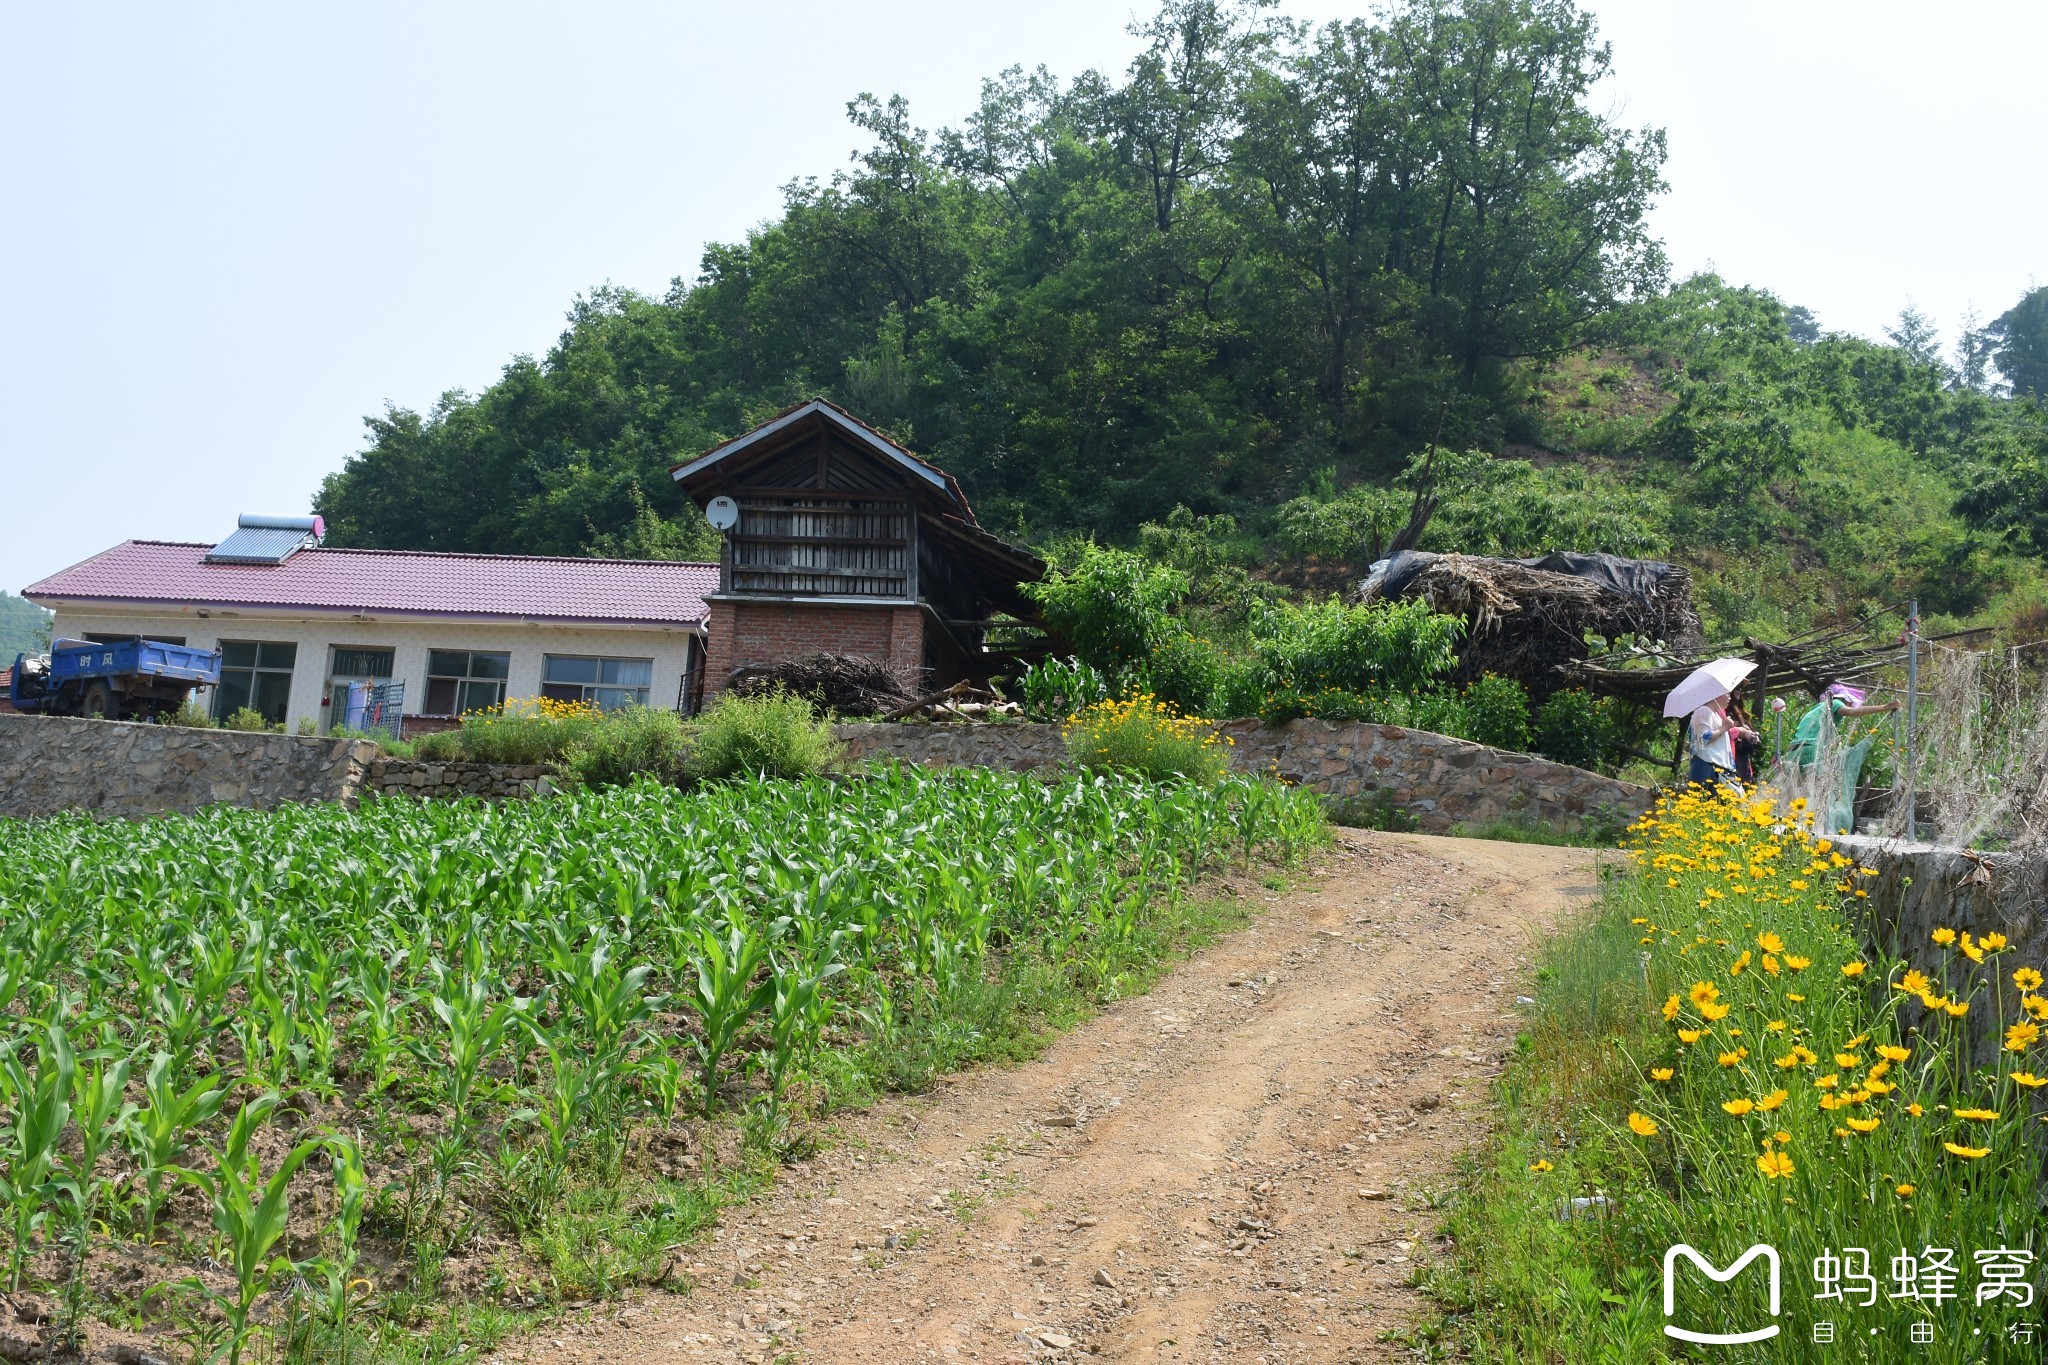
[0,592,51,661]
[314,0,2048,644]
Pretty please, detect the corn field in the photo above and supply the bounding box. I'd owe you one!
[0,765,1323,1361]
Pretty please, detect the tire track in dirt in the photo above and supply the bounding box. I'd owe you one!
[494,830,1603,1365]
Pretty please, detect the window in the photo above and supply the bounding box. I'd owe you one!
[215,640,297,724]
[541,654,651,710]
[426,649,510,716]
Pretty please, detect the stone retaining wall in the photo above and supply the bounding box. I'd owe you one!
[1837,834,2048,1068]
[0,713,374,819]
[838,717,1653,834]
[363,758,554,801]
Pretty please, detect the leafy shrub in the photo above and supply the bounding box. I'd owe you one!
[1245,596,1463,701]
[1021,544,1188,672]
[1017,656,1111,721]
[163,699,214,729]
[409,728,465,761]
[222,707,279,733]
[1140,633,1224,717]
[1274,484,1409,562]
[1063,694,1231,784]
[1462,673,1532,751]
[460,697,601,765]
[1531,688,1619,770]
[564,705,688,789]
[685,688,841,782]
[1405,689,1473,737]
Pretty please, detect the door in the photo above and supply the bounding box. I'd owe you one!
[325,647,395,734]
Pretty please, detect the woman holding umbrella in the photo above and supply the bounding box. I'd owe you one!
[1665,659,1761,794]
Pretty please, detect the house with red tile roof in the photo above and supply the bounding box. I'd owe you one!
[22,518,717,733]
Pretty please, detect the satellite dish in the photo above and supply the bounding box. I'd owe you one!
[705,495,740,532]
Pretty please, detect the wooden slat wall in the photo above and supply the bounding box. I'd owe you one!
[730,496,910,597]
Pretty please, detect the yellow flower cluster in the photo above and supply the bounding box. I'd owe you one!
[1065,692,1233,746]
[1612,784,2047,1190]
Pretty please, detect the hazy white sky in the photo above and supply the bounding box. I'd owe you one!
[3,1,2042,594]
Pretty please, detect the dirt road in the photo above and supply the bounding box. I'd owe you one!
[497,830,1601,1365]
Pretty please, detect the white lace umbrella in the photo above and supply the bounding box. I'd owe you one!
[1663,658,1756,718]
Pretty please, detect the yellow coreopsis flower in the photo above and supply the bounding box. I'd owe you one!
[1628,1112,1658,1136]
[1699,1000,1731,1022]
[1982,932,2009,952]
[1784,954,1811,971]
[1814,1073,1839,1089]
[2016,967,2046,992]
[1689,980,1720,1010]
[1846,1116,1880,1134]
[1834,1053,1861,1069]
[1954,1107,1999,1121]
[1786,992,1806,1002]
[1528,1159,1554,1173]
[1722,1098,1756,1116]
[1678,1028,1706,1044]
[1877,1043,1911,1062]
[2007,1020,2041,1052]
[1756,1089,1788,1111]
[1944,1142,1991,1160]
[1650,1067,1675,1081]
[1717,1048,1747,1067]
[1896,1184,1916,1197]
[1960,933,1986,964]
[2011,1072,2047,1088]
[1932,927,1957,945]
[1944,999,1970,1018]
[1756,1150,1795,1179]
[1757,931,1785,954]
[1661,993,1681,1021]
[1841,961,1867,977]
[1907,1103,1925,1117]
[1766,1019,1787,1032]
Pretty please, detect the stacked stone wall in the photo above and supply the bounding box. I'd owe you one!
[0,713,373,819]
[362,759,553,801]
[836,716,1653,834]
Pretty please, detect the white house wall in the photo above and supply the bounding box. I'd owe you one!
[43,608,700,732]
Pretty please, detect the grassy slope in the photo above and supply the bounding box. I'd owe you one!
[1520,350,2040,644]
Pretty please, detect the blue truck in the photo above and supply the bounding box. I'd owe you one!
[8,637,222,721]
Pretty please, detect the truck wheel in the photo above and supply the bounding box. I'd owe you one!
[81,681,120,720]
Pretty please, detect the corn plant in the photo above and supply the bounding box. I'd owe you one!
[172,1093,331,1365]
[52,1046,135,1348]
[127,1051,228,1242]
[682,917,780,1111]
[0,1024,73,1290]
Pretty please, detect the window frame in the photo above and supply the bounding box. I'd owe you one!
[540,653,653,711]
[213,639,298,724]
[424,649,512,717]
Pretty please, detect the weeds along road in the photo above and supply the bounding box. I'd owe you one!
[497,831,1603,1365]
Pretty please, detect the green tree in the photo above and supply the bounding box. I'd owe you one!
[1989,285,2048,399]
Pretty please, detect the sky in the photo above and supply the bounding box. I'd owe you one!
[2,0,2043,597]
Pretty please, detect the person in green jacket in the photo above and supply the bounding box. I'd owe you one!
[1788,683,1900,833]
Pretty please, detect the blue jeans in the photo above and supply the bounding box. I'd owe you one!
[1689,756,1740,794]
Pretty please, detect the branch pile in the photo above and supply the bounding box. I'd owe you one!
[1358,551,1703,694]
[724,653,915,717]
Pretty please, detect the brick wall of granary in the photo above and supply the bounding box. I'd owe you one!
[703,599,924,700]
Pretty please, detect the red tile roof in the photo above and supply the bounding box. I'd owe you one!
[24,542,716,627]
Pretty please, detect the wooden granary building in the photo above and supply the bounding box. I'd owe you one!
[671,400,1047,705]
